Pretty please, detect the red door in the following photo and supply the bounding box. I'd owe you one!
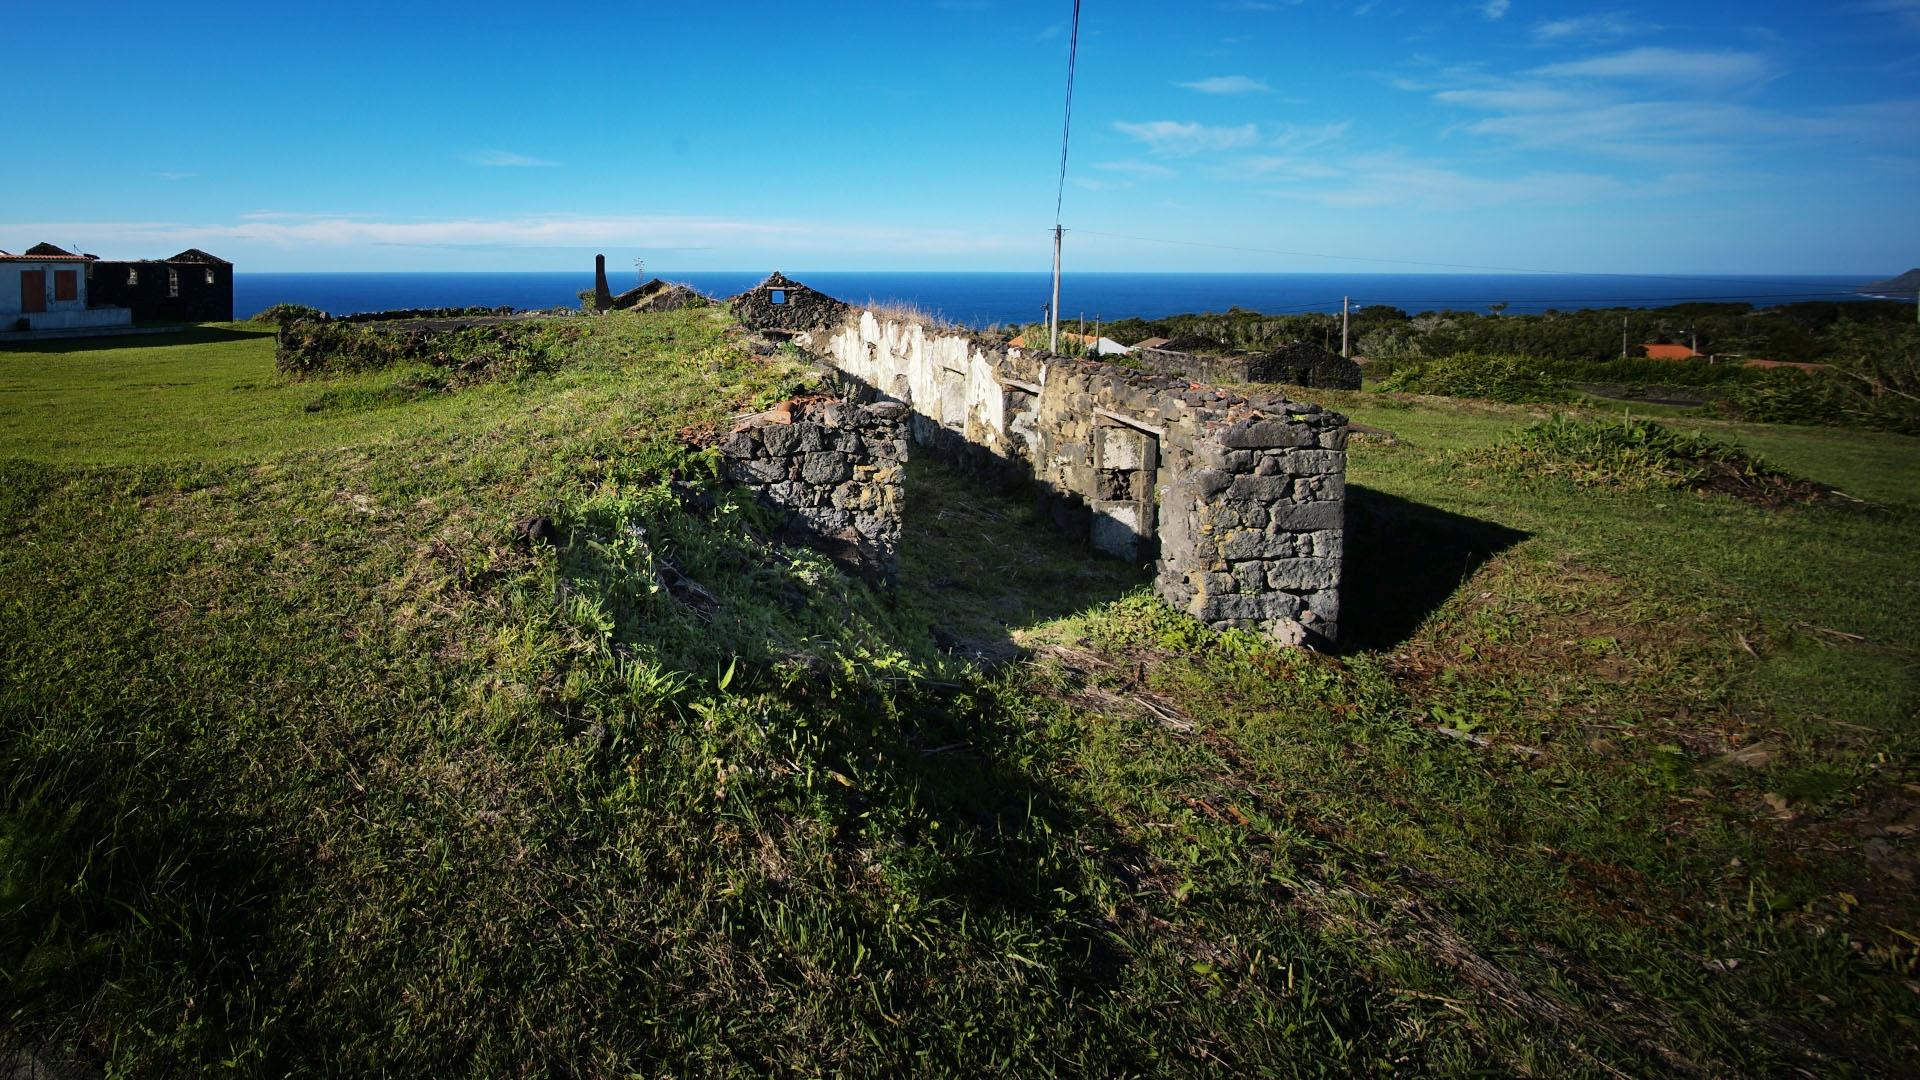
[20,270,46,313]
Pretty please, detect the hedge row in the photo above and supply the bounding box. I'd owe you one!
[275,319,585,385]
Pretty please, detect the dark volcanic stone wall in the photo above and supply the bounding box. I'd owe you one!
[718,398,908,580]
[730,273,850,334]
[1134,341,1361,391]
[1247,342,1362,390]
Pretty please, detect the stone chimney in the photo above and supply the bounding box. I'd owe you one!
[593,254,612,312]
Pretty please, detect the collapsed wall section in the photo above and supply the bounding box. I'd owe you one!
[747,279,1346,645]
[718,398,909,580]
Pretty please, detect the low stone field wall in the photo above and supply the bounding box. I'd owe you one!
[718,397,909,580]
[1132,342,1362,391]
[728,276,1348,645]
[274,316,583,381]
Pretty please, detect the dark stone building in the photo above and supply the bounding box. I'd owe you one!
[86,249,234,323]
[730,272,849,334]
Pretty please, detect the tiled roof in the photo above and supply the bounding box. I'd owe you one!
[1,242,92,262]
[1641,343,1699,360]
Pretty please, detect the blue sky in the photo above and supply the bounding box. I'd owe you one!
[7,0,1918,274]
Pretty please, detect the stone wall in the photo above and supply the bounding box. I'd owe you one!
[1133,341,1362,391]
[729,275,1347,645]
[717,397,909,580]
[730,272,850,334]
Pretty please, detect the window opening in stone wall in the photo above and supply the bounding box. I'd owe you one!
[127,268,138,285]
[770,290,787,305]
[168,268,179,298]
[204,268,215,285]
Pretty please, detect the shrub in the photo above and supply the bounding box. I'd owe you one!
[1719,369,1849,426]
[250,303,327,327]
[275,319,585,385]
[1720,367,1920,436]
[1462,414,1835,506]
[1377,352,1574,403]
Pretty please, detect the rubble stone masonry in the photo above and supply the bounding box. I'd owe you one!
[717,397,909,581]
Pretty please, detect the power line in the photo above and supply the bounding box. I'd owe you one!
[1067,228,1867,294]
[1048,0,1083,354]
[1053,0,1083,226]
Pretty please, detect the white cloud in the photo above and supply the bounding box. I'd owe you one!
[1855,0,1920,32]
[1434,85,1584,111]
[1425,50,1920,159]
[1095,160,1179,178]
[1269,121,1352,150]
[0,213,1028,258]
[464,149,560,168]
[1531,12,1639,43]
[1239,155,1341,181]
[1252,150,1706,211]
[1481,0,1511,20]
[1113,120,1261,156]
[1176,74,1273,94]
[1532,47,1772,86]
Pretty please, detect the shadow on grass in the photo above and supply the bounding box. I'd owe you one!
[0,712,287,1075]
[0,324,271,353]
[898,456,1150,664]
[900,460,1527,659]
[1341,484,1529,652]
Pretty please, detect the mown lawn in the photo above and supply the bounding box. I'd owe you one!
[1,313,1915,1076]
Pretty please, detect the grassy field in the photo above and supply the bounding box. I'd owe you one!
[2,313,1916,1076]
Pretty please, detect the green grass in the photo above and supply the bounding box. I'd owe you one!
[2,318,1917,1076]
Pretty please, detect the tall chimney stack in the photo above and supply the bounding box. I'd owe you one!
[593,254,612,311]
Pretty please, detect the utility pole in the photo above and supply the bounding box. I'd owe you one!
[1621,315,1629,361]
[1049,225,1063,354]
[1341,296,1351,359]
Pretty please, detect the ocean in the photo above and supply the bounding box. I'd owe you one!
[233,271,1881,327]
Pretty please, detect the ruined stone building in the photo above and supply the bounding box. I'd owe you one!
[724,274,1348,647]
[86,248,234,323]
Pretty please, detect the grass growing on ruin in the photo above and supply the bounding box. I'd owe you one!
[2,315,1918,1076]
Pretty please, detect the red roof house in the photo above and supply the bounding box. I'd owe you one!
[1641,343,1700,361]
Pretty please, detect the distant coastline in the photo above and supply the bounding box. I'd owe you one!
[233,270,1887,327]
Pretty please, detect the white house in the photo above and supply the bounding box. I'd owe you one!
[1,243,133,334]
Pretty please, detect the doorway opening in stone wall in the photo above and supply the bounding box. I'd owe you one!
[1089,415,1160,565]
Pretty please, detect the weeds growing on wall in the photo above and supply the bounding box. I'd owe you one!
[276,319,587,385]
[248,303,327,327]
